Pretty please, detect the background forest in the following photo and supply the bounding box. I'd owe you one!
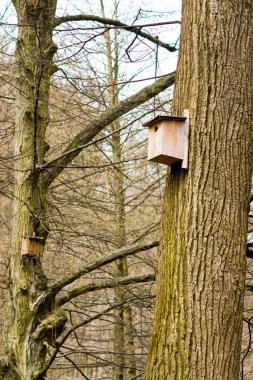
[0,0,252,379]
[0,1,177,379]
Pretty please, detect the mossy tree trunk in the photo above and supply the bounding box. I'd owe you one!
[2,1,66,379]
[146,1,252,379]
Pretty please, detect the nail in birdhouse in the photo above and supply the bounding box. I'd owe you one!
[143,110,189,169]
[21,233,43,257]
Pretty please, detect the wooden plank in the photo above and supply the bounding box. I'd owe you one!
[182,109,189,169]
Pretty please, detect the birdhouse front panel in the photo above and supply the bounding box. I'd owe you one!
[147,119,185,165]
[144,113,189,168]
[21,237,41,257]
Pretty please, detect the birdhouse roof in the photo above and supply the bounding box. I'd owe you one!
[143,114,187,127]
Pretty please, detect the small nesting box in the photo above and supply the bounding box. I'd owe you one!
[143,110,189,169]
[21,233,43,257]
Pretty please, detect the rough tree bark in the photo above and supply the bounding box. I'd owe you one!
[3,1,61,379]
[146,1,252,379]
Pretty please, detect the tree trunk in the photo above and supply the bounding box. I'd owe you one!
[99,2,137,377]
[146,1,252,379]
[112,118,127,378]
[2,2,66,379]
[112,124,136,380]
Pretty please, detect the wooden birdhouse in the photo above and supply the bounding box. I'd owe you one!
[21,233,43,257]
[143,109,189,169]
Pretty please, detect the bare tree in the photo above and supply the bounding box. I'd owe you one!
[0,1,176,379]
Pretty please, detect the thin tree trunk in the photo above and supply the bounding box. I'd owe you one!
[123,301,136,380]
[112,127,137,379]
[146,0,252,379]
[100,2,137,378]
[112,123,136,380]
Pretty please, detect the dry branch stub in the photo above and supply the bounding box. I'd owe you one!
[143,109,189,169]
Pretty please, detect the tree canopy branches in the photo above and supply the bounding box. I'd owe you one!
[42,72,176,188]
[54,14,179,52]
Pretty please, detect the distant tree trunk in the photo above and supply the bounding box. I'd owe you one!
[122,301,136,380]
[100,2,137,378]
[146,1,252,379]
[112,122,136,380]
[112,126,127,380]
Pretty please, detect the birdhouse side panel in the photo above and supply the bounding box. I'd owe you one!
[161,120,185,160]
[21,238,29,256]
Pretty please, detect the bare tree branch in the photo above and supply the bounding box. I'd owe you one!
[35,295,154,379]
[54,15,178,52]
[32,240,159,314]
[57,272,155,306]
[60,351,91,380]
[50,240,159,295]
[41,72,175,188]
